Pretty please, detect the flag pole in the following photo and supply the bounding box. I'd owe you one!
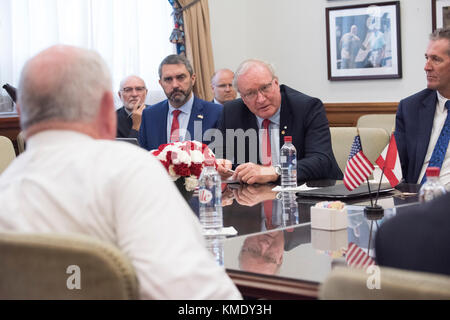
[375,129,396,206]
[358,127,374,208]
[374,165,385,206]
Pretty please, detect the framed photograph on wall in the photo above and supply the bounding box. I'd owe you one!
[326,1,402,81]
[432,0,450,30]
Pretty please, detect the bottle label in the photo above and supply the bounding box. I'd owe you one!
[199,189,213,204]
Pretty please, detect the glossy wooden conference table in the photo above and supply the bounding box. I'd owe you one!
[187,181,421,299]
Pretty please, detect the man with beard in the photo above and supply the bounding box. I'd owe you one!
[139,54,222,151]
[116,75,149,138]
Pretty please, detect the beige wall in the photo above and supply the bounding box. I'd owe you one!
[209,0,432,103]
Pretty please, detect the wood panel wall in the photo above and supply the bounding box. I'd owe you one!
[324,102,398,127]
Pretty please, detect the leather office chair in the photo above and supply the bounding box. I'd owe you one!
[357,114,396,135]
[319,266,450,299]
[330,127,389,174]
[17,131,26,154]
[0,232,139,299]
[0,135,16,174]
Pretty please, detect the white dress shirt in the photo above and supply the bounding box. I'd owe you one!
[167,95,194,143]
[417,92,450,185]
[0,130,241,300]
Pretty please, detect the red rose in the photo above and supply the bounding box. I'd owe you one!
[173,163,191,176]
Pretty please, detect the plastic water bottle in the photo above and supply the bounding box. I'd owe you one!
[280,192,299,227]
[280,136,297,188]
[204,235,225,266]
[198,160,223,235]
[419,167,446,203]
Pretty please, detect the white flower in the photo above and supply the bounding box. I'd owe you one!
[174,149,192,166]
[168,165,179,180]
[190,150,204,164]
[184,176,199,192]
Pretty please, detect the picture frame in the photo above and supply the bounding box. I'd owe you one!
[326,1,402,81]
[432,0,450,30]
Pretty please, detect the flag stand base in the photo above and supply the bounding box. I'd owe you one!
[364,205,384,220]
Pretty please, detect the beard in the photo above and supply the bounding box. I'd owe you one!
[167,83,193,107]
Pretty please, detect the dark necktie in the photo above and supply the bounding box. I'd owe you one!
[170,110,182,142]
[421,100,450,184]
[262,119,272,166]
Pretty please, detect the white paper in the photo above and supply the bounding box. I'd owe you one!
[272,184,319,192]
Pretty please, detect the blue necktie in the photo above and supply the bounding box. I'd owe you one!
[421,100,450,184]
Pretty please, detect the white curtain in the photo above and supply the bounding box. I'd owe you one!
[0,0,176,107]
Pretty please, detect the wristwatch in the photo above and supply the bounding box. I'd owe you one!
[274,165,281,176]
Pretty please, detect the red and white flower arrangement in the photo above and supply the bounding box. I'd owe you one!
[150,140,217,191]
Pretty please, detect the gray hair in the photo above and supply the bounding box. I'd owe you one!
[233,59,277,90]
[119,75,146,91]
[18,46,112,130]
[158,54,194,79]
[430,27,450,56]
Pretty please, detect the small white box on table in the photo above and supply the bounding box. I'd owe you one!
[310,203,348,231]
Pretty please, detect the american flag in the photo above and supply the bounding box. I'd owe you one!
[345,242,375,270]
[343,135,375,191]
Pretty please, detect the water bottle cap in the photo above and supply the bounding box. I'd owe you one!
[426,167,440,177]
[284,136,292,142]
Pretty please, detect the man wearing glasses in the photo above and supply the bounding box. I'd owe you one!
[116,75,148,138]
[216,59,342,184]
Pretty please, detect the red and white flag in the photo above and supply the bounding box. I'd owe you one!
[343,135,375,191]
[346,242,375,270]
[375,134,402,187]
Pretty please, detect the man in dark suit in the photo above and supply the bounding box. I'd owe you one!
[139,55,222,151]
[215,59,342,184]
[395,28,450,184]
[375,192,450,276]
[116,75,149,138]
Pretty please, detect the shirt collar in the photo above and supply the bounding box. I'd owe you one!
[168,94,194,115]
[124,107,132,117]
[437,91,449,112]
[255,106,281,128]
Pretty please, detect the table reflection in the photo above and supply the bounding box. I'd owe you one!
[223,201,420,285]
[204,234,225,266]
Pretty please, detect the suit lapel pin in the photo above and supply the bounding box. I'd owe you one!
[284,126,287,130]
[281,130,286,135]
[197,114,204,119]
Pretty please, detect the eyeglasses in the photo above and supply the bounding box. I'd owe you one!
[215,83,233,89]
[241,79,274,101]
[240,247,279,265]
[121,86,147,93]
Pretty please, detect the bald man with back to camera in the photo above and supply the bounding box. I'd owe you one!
[0,45,241,300]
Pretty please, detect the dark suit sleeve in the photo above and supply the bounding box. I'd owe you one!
[394,100,408,183]
[213,106,226,160]
[375,194,450,276]
[138,110,148,150]
[297,99,343,181]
